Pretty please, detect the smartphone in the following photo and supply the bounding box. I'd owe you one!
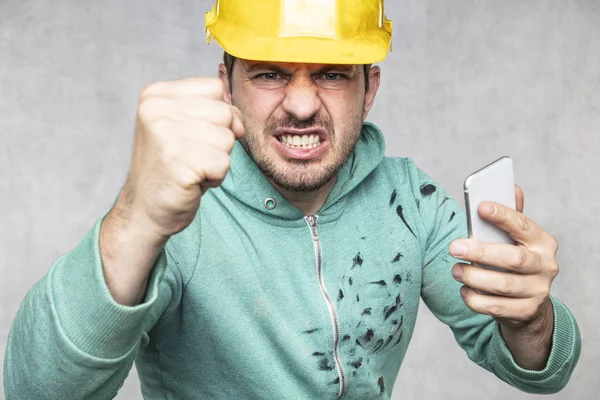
[464,156,516,246]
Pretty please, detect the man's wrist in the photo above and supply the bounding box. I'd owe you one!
[499,298,554,370]
[100,204,168,306]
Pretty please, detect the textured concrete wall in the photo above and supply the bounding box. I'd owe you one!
[1,0,598,398]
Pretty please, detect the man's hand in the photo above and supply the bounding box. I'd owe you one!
[120,77,245,239]
[449,185,558,369]
[101,77,245,305]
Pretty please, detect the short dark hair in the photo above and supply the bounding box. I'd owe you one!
[223,51,371,92]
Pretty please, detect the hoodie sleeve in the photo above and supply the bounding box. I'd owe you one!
[405,159,581,394]
[3,213,188,400]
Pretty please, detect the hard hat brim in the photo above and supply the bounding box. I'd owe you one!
[208,24,391,65]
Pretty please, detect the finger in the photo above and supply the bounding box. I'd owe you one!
[450,239,542,274]
[460,286,542,322]
[176,98,244,137]
[175,97,237,128]
[452,263,540,298]
[515,185,524,213]
[141,77,225,100]
[167,120,236,154]
[230,106,246,139]
[477,202,544,245]
[185,145,231,184]
[138,96,230,127]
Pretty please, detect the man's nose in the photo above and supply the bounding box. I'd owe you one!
[281,76,322,121]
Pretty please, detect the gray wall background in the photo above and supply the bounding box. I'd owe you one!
[1,0,598,399]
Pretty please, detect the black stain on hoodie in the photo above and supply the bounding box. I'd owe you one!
[352,253,364,269]
[393,274,402,285]
[361,307,372,316]
[312,352,325,356]
[449,211,456,222]
[378,376,385,394]
[372,339,384,352]
[392,253,403,263]
[383,295,402,321]
[338,289,344,301]
[342,335,351,342]
[364,329,374,342]
[369,280,387,287]
[389,189,397,206]
[384,335,394,348]
[318,358,335,371]
[391,330,404,348]
[420,184,437,196]
[348,277,353,286]
[396,205,416,237]
[303,328,321,334]
[330,377,340,385]
[438,196,451,209]
[350,357,363,369]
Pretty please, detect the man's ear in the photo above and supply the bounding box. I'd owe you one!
[363,65,381,120]
[218,63,232,103]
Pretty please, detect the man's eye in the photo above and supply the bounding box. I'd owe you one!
[323,73,342,80]
[261,73,279,80]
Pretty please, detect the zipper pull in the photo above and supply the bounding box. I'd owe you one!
[306,216,319,241]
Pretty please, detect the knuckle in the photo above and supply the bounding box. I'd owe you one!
[475,244,486,262]
[139,81,164,101]
[513,247,528,269]
[548,261,560,278]
[488,304,506,318]
[138,97,167,121]
[518,214,532,232]
[547,234,559,254]
[496,277,513,296]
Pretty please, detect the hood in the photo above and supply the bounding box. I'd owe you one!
[219,122,386,224]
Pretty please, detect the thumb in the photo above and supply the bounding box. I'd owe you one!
[515,184,525,213]
[230,106,245,140]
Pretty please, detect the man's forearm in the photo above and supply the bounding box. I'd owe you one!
[100,201,168,306]
[499,298,555,370]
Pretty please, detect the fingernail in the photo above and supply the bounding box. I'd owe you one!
[482,202,496,215]
[460,286,467,298]
[450,242,468,257]
[452,265,463,280]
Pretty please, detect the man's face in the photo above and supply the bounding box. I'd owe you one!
[219,60,380,192]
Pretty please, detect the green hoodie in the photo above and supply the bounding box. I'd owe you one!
[4,123,580,399]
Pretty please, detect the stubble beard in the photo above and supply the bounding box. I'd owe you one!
[239,112,364,193]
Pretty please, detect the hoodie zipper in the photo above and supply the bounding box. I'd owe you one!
[305,215,345,398]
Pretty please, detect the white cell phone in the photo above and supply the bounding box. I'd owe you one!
[464,156,516,245]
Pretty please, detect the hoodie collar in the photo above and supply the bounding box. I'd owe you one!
[220,122,386,225]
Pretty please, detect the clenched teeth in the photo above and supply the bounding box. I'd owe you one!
[278,134,322,149]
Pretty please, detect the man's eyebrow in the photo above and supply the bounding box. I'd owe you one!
[244,63,292,75]
[243,63,358,76]
[313,65,357,76]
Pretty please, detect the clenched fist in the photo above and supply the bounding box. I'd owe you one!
[100,78,244,305]
[119,77,245,238]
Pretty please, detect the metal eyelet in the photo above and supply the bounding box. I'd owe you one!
[264,198,277,210]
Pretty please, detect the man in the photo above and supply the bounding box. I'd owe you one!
[4,1,580,399]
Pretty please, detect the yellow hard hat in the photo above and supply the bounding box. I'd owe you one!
[205,0,393,64]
